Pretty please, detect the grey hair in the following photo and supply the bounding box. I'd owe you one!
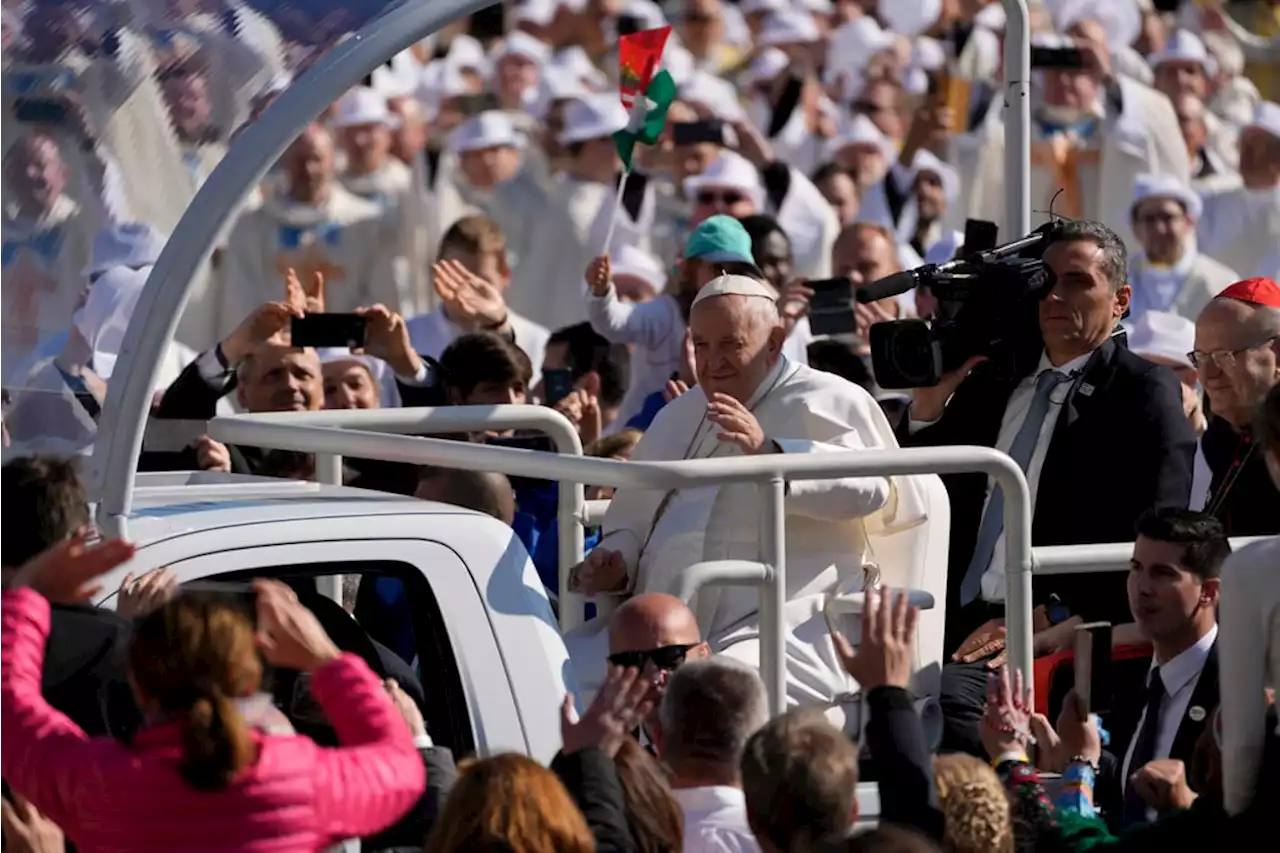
[658,657,769,769]
[1051,219,1128,290]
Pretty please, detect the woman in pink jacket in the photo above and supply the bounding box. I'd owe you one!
[1,537,426,852]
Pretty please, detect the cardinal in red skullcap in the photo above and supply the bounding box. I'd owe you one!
[1191,278,1280,535]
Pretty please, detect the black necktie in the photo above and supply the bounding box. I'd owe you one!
[1122,667,1165,825]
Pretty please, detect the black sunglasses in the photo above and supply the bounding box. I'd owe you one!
[608,643,699,671]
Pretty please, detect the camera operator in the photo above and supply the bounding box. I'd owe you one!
[905,220,1196,661]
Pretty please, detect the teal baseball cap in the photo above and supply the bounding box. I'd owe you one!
[683,215,765,276]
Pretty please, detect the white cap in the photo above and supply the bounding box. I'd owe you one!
[623,0,667,32]
[84,222,167,277]
[678,70,747,122]
[1131,172,1202,221]
[825,18,895,99]
[1248,100,1280,140]
[824,113,896,165]
[446,34,489,73]
[691,273,777,308]
[449,110,523,153]
[371,50,423,101]
[492,30,552,65]
[611,243,666,293]
[740,0,787,15]
[742,48,789,90]
[906,149,959,204]
[1149,30,1216,77]
[317,347,381,372]
[1127,311,1195,370]
[974,3,1006,29]
[559,93,629,145]
[332,86,399,129]
[757,9,820,47]
[911,37,948,73]
[798,0,835,13]
[877,0,942,38]
[515,0,559,26]
[1049,0,1141,54]
[684,150,765,208]
[550,45,608,89]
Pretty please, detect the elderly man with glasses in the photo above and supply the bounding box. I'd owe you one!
[1191,277,1280,534]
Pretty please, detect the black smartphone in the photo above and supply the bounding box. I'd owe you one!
[807,277,858,337]
[616,12,643,37]
[468,4,505,42]
[290,313,367,349]
[542,368,575,407]
[1030,46,1087,70]
[1073,621,1113,716]
[455,91,499,117]
[672,118,728,147]
[13,97,70,125]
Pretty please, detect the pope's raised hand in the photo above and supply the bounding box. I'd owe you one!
[708,393,771,454]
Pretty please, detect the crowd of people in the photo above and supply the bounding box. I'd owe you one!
[3,0,1280,851]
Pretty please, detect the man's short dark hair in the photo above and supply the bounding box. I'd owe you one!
[738,213,788,248]
[2,456,90,567]
[1050,220,1128,290]
[546,322,630,409]
[741,709,859,851]
[1135,508,1231,580]
[439,332,532,400]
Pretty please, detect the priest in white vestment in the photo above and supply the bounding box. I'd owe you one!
[512,93,655,329]
[333,87,429,316]
[1127,173,1239,325]
[570,274,932,715]
[1198,102,1280,280]
[968,33,1189,245]
[2,134,97,382]
[217,123,399,340]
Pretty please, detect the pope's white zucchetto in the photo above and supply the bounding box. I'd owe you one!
[691,274,778,308]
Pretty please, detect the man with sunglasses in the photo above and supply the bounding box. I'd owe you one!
[608,593,711,741]
[1192,277,1280,534]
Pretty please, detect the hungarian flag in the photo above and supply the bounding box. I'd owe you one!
[614,25,677,169]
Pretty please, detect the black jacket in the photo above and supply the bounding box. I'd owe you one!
[906,339,1196,648]
[551,748,636,853]
[1200,416,1280,536]
[864,685,944,842]
[41,604,140,741]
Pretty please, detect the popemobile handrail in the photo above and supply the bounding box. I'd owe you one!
[205,411,1034,717]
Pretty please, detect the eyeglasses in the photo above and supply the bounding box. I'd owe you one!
[607,643,699,671]
[696,189,746,206]
[1187,336,1278,371]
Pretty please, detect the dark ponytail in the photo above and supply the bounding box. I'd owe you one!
[180,691,255,792]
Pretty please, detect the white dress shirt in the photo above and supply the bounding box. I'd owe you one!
[979,351,1092,602]
[1121,622,1218,819]
[673,786,762,853]
[405,305,549,380]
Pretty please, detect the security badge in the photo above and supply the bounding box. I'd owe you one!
[1188,705,1207,723]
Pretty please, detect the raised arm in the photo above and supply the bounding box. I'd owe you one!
[585,254,679,348]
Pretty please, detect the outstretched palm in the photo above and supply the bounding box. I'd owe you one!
[433,260,506,327]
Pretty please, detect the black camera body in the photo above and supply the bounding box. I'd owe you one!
[863,219,1063,389]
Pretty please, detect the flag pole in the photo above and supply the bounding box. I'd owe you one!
[601,168,631,254]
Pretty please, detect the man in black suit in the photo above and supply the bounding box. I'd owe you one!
[1,457,140,740]
[1096,509,1227,828]
[904,220,1197,655]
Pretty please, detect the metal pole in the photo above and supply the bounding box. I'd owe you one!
[315,453,343,486]
[90,0,502,537]
[761,477,787,717]
[1001,468,1034,686]
[1001,0,1032,238]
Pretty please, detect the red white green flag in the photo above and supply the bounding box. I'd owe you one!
[614,25,676,169]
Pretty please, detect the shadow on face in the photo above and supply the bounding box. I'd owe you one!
[237,347,323,413]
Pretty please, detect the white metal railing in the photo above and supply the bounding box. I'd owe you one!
[202,412,1033,717]
[1034,538,1268,574]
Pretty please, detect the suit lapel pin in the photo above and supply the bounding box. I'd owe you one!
[1077,382,1095,397]
[1188,705,1206,722]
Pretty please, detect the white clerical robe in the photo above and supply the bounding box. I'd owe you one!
[343,158,434,317]
[570,357,935,713]
[1127,249,1240,325]
[1,195,97,383]
[406,305,550,380]
[1197,186,1280,280]
[432,158,549,276]
[216,187,398,339]
[511,174,655,330]
[967,77,1189,248]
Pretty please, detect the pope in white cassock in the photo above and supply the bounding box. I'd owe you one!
[569,274,935,722]
[1198,102,1280,281]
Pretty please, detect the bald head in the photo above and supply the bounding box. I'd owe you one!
[416,466,516,526]
[281,123,335,204]
[609,593,704,655]
[1194,297,1280,429]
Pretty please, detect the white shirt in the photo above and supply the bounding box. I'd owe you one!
[1121,623,1218,819]
[673,786,761,853]
[406,306,549,380]
[980,351,1092,602]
